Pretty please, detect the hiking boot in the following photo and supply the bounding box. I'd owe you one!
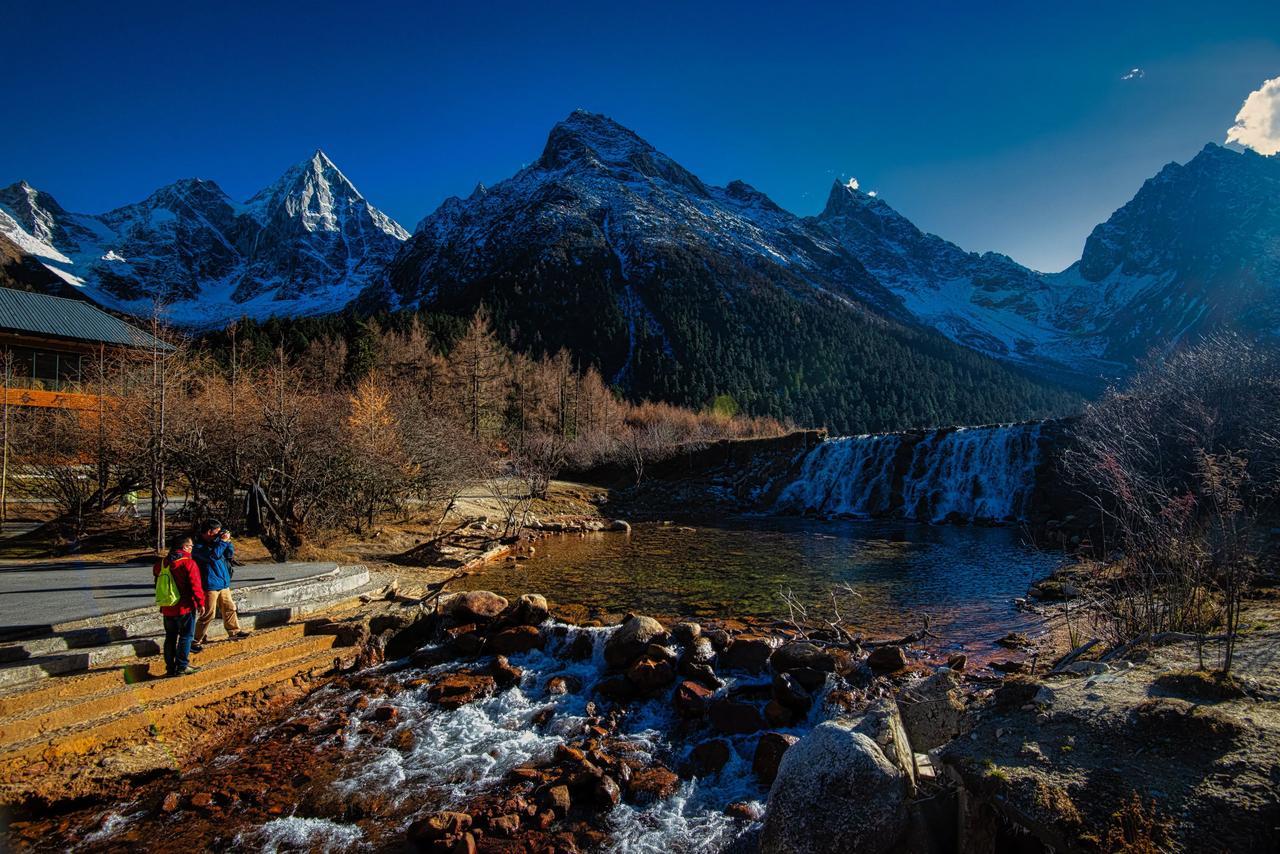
[173,665,202,676]
[190,642,205,653]
[231,631,251,639]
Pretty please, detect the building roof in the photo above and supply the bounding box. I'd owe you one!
[0,287,172,350]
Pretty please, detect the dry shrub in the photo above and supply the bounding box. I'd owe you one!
[1088,792,1174,854]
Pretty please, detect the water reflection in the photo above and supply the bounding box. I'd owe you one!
[456,518,1060,648]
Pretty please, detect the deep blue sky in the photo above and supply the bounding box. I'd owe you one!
[6,1,1278,271]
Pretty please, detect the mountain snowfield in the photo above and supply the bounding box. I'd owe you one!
[0,152,408,326]
[2,111,1276,384]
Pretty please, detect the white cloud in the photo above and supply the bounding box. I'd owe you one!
[1121,68,1145,81]
[845,177,859,190]
[1226,76,1280,155]
[867,190,878,197]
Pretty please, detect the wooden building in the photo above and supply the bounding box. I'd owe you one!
[0,287,169,410]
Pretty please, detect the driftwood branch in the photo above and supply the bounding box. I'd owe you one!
[1051,638,1101,672]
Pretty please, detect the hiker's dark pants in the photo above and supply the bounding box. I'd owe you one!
[163,612,196,674]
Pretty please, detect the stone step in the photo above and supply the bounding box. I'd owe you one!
[0,644,347,775]
[0,568,378,690]
[0,633,339,748]
[0,623,314,720]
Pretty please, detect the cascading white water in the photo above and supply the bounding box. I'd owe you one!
[776,422,1044,523]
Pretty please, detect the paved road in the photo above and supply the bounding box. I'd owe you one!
[0,561,333,633]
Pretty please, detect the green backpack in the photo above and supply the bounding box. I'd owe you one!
[155,560,181,608]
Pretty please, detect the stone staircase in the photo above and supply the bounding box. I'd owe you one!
[0,568,388,796]
[0,564,374,689]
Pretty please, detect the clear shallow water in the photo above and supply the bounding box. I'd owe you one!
[458,517,1060,648]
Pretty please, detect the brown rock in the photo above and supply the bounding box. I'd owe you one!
[771,672,812,712]
[992,659,1029,674]
[604,615,669,669]
[161,792,181,813]
[427,673,497,709]
[486,626,543,655]
[450,832,477,854]
[946,653,967,672]
[513,593,550,626]
[565,633,594,661]
[489,814,521,837]
[547,675,581,695]
[448,590,510,623]
[771,641,836,674]
[867,645,909,673]
[627,766,680,804]
[626,657,676,693]
[189,792,214,809]
[590,775,621,809]
[372,705,398,723]
[690,739,732,776]
[674,679,715,718]
[540,784,572,815]
[671,621,701,645]
[752,731,799,785]
[710,698,766,735]
[704,628,731,651]
[719,638,776,673]
[392,728,417,752]
[764,699,797,727]
[409,811,473,842]
[488,655,524,688]
[726,801,763,821]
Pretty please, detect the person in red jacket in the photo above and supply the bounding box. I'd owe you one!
[153,534,206,677]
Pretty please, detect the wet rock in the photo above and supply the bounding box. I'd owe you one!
[488,813,521,837]
[530,707,555,729]
[447,591,510,623]
[596,675,638,702]
[604,615,668,669]
[761,723,908,854]
[719,637,776,673]
[372,705,398,723]
[546,675,582,696]
[427,673,497,709]
[626,657,676,693]
[897,669,966,751]
[486,626,543,655]
[627,766,680,804]
[771,672,812,713]
[590,775,621,809]
[690,739,732,776]
[392,728,417,752]
[644,643,679,665]
[189,791,214,809]
[997,632,1032,649]
[866,645,908,673]
[752,732,799,785]
[488,656,524,688]
[161,791,181,813]
[674,679,715,718]
[560,632,594,661]
[512,594,550,626]
[409,810,473,843]
[787,666,828,693]
[704,628,732,651]
[764,699,797,727]
[683,636,716,666]
[710,698,766,735]
[726,801,764,821]
[946,653,967,672]
[992,659,1029,674]
[679,659,724,690]
[450,632,486,658]
[671,621,702,645]
[540,784,572,815]
[771,641,836,674]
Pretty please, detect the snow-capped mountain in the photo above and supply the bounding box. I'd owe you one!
[1048,143,1280,363]
[369,110,1075,429]
[811,180,1111,375]
[0,151,407,325]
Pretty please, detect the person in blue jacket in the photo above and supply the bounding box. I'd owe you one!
[192,519,249,650]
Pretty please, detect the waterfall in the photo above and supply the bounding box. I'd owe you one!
[775,422,1044,523]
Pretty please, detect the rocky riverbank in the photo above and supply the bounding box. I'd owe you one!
[8,585,1276,853]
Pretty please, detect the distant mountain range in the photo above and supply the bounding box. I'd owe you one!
[0,152,408,324]
[2,111,1276,422]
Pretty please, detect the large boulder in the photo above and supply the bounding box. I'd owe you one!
[719,637,777,673]
[445,591,509,623]
[771,642,835,674]
[710,698,766,735]
[604,615,668,669]
[485,625,544,655]
[511,593,550,626]
[626,656,676,693]
[897,668,966,751]
[866,645,908,673]
[850,697,917,796]
[760,723,909,854]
